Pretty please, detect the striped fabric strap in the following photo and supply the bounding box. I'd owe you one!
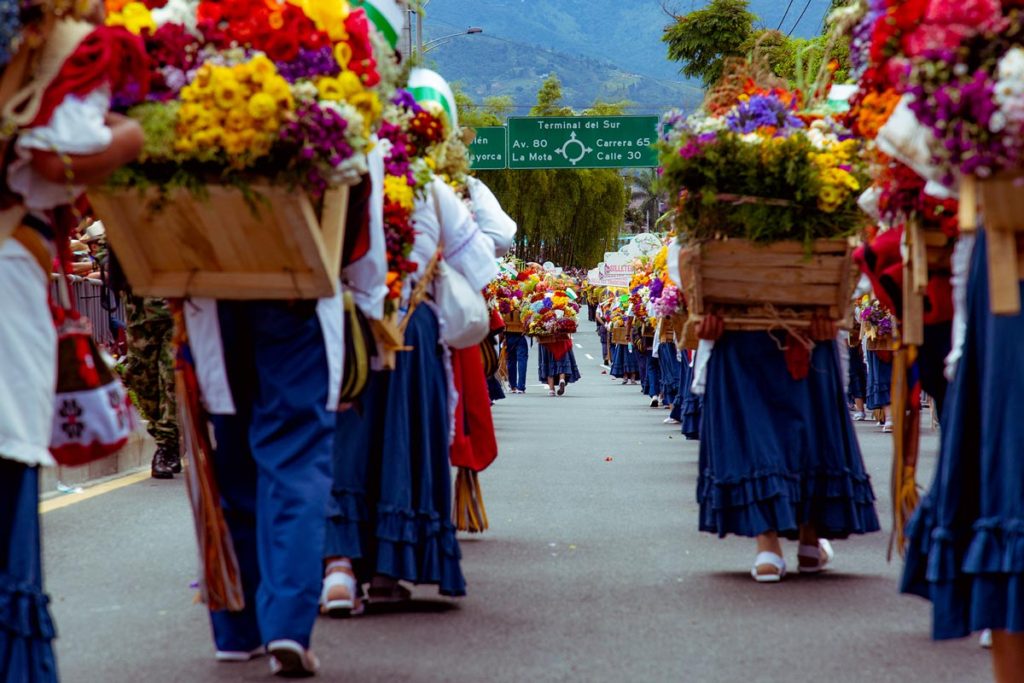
[408,85,453,124]
[352,0,400,50]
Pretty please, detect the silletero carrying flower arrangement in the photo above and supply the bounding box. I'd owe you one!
[519,275,580,338]
[89,0,396,300]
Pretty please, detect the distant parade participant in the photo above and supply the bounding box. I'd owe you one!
[610,322,640,384]
[538,334,581,397]
[693,313,880,582]
[323,70,502,618]
[678,349,702,440]
[847,337,868,421]
[1,12,145,681]
[504,326,529,394]
[595,294,611,370]
[865,347,893,432]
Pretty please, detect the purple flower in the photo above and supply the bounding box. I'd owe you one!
[276,47,341,83]
[725,94,804,135]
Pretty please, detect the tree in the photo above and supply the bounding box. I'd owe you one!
[662,0,756,87]
[629,168,663,233]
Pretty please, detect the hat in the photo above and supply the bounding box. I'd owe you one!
[408,68,458,132]
[81,219,105,243]
[352,0,405,54]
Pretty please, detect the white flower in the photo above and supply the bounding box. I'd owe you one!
[152,0,200,34]
[998,47,1024,81]
[990,111,1008,133]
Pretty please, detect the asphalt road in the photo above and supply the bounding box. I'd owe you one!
[42,327,990,683]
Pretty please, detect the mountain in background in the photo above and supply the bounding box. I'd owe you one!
[425,0,832,115]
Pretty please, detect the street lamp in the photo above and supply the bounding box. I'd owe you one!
[421,27,483,54]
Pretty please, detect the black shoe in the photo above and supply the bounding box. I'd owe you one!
[151,447,179,479]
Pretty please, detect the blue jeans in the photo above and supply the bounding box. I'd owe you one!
[208,300,335,651]
[505,333,529,391]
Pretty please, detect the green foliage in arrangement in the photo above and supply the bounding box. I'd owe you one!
[663,0,854,94]
[662,0,757,87]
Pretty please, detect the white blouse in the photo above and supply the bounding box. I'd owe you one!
[9,89,113,211]
[410,178,498,294]
[466,176,516,257]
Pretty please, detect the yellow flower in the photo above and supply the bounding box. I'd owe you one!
[212,75,243,110]
[260,115,281,133]
[333,42,352,69]
[384,176,415,210]
[193,64,213,88]
[263,76,294,110]
[225,108,253,132]
[232,62,254,84]
[174,137,196,154]
[223,131,248,155]
[247,92,277,120]
[300,0,348,41]
[177,102,203,127]
[316,76,344,101]
[350,91,381,125]
[336,71,363,98]
[249,54,277,84]
[109,1,155,34]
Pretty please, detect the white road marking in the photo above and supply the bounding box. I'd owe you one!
[585,353,594,360]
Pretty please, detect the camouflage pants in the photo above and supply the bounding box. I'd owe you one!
[122,296,179,450]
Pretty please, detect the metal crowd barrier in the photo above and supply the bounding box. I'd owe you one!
[51,274,126,352]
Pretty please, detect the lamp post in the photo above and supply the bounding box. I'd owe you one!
[421,27,483,54]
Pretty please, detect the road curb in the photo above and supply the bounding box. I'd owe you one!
[40,429,157,495]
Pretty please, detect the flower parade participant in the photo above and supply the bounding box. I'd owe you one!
[678,349,702,440]
[902,231,1024,679]
[1,7,146,680]
[82,0,400,674]
[865,347,892,430]
[504,326,529,393]
[324,69,500,616]
[490,265,531,394]
[537,334,581,397]
[657,59,882,583]
[609,296,639,384]
[847,336,868,421]
[520,271,582,396]
[694,315,881,582]
[845,0,1024,674]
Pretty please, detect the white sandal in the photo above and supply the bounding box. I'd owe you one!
[750,551,786,583]
[321,562,359,617]
[797,539,835,574]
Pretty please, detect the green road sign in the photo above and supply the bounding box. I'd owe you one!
[506,115,659,170]
[468,126,508,170]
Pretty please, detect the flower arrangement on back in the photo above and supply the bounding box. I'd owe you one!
[657,59,869,249]
[520,275,580,337]
[857,296,898,340]
[105,0,394,196]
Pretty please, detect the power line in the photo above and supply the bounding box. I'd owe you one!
[786,0,811,36]
[776,0,795,31]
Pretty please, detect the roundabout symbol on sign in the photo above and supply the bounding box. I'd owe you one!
[555,131,593,166]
